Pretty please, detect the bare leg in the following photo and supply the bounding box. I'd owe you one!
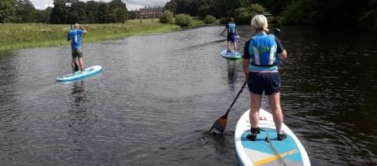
[71,57,77,73]
[226,41,231,52]
[249,92,262,128]
[268,92,284,134]
[78,57,84,72]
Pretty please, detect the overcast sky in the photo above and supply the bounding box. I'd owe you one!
[30,0,170,10]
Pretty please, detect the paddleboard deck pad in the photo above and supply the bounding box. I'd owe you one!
[56,65,102,82]
[220,49,242,60]
[234,109,311,166]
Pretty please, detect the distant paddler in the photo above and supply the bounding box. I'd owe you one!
[67,23,87,73]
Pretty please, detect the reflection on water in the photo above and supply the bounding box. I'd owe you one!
[68,81,87,136]
[66,81,90,164]
[226,60,240,91]
[1,26,377,166]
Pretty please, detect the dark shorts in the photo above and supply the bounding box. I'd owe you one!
[72,48,83,58]
[227,35,237,43]
[247,72,281,95]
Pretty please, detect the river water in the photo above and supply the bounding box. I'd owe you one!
[1,25,377,166]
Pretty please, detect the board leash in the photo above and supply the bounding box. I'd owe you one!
[265,131,287,166]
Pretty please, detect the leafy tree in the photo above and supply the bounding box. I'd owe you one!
[50,0,70,24]
[96,2,110,23]
[15,0,36,23]
[252,0,288,16]
[164,1,177,14]
[234,3,265,24]
[85,0,99,23]
[128,10,137,20]
[35,7,52,23]
[197,0,216,19]
[159,10,174,24]
[279,0,370,27]
[363,0,377,27]
[0,0,16,23]
[109,0,128,23]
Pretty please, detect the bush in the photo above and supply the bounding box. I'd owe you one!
[278,0,312,25]
[159,10,174,24]
[234,4,265,24]
[204,15,216,24]
[175,14,192,27]
[220,17,228,24]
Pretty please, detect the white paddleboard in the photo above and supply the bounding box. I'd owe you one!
[56,65,102,82]
[234,109,311,166]
[220,49,242,60]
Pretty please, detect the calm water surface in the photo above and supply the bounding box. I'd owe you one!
[1,25,377,166]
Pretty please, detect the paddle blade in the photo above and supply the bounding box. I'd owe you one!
[210,115,228,135]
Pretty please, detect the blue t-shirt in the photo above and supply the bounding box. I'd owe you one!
[67,29,84,49]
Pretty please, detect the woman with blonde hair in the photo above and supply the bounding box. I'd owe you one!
[242,15,288,141]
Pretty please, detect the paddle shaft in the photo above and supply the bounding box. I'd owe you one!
[224,81,247,117]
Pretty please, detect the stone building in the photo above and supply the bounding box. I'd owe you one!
[138,6,163,19]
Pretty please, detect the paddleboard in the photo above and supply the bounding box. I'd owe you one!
[234,109,311,166]
[220,49,242,60]
[56,65,102,82]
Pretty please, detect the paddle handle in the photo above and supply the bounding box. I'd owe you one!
[224,81,247,117]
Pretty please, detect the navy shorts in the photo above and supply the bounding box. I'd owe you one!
[72,48,83,58]
[227,35,237,43]
[247,72,281,95]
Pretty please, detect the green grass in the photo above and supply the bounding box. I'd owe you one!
[0,19,182,51]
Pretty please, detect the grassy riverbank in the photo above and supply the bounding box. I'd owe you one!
[0,19,191,52]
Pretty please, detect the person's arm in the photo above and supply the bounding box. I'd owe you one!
[235,26,239,37]
[275,37,287,59]
[79,24,87,33]
[67,32,70,41]
[242,40,251,76]
[220,24,228,36]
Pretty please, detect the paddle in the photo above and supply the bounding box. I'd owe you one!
[210,81,247,135]
[209,28,282,135]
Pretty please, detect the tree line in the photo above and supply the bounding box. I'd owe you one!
[1,0,377,28]
[163,0,377,27]
[0,0,128,24]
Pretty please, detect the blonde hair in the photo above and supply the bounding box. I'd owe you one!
[251,15,269,32]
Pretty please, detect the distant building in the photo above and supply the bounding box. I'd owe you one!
[137,6,163,19]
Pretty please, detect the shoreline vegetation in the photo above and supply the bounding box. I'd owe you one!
[0,18,208,52]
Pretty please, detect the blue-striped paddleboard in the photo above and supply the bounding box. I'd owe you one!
[220,49,242,60]
[234,109,311,166]
[56,65,102,82]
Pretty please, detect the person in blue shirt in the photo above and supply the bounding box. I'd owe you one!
[242,15,288,141]
[67,23,87,73]
[221,17,239,54]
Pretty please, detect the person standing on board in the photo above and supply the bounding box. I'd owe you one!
[221,17,239,54]
[242,15,288,141]
[67,23,87,73]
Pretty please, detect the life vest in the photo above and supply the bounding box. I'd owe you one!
[248,34,278,67]
[227,23,236,35]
